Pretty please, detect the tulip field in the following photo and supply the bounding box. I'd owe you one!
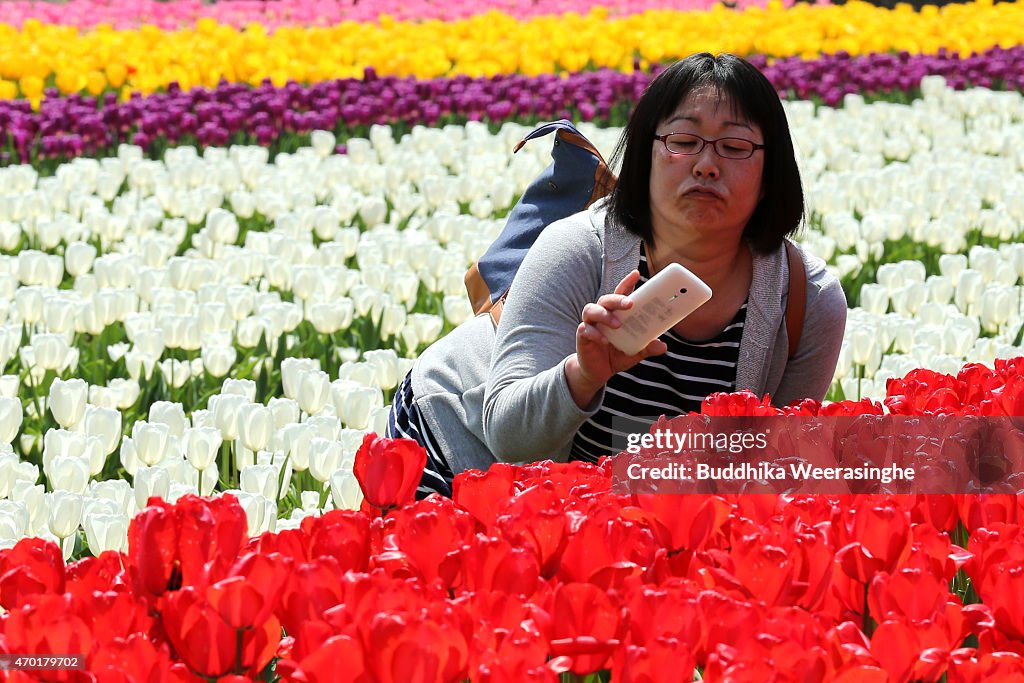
[5,0,1024,680]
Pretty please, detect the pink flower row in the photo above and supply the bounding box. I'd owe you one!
[6,0,810,30]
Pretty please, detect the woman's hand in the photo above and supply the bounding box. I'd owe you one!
[565,269,668,409]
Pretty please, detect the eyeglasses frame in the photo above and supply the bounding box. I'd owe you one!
[654,132,766,160]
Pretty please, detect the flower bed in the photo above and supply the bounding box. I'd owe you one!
[5,399,1024,680]
[5,45,1024,167]
[1,0,1022,103]
[0,0,803,30]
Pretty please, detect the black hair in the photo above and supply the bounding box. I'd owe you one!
[606,52,804,253]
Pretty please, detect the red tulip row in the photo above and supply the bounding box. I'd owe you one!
[2,359,1024,682]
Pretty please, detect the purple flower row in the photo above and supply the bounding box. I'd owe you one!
[3,46,1024,167]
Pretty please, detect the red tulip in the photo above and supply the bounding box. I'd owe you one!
[353,433,426,511]
[948,650,1024,683]
[127,494,247,603]
[161,585,280,678]
[275,632,369,683]
[701,389,780,416]
[557,506,657,589]
[66,550,128,598]
[0,536,65,609]
[871,619,950,683]
[458,534,540,597]
[362,607,470,683]
[612,639,695,683]
[495,484,570,578]
[547,582,625,675]
[278,558,345,637]
[452,463,516,529]
[1,593,94,681]
[304,509,371,572]
[476,623,565,683]
[377,496,475,590]
[91,634,179,683]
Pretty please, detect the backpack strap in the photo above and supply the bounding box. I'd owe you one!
[784,239,806,360]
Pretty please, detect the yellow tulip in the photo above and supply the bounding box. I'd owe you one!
[106,63,128,89]
[0,80,16,100]
[86,71,107,96]
[18,75,44,100]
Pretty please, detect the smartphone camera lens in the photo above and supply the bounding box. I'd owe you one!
[679,288,687,294]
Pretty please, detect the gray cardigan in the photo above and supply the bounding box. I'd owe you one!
[410,202,848,474]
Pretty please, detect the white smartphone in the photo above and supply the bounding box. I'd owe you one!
[598,263,712,355]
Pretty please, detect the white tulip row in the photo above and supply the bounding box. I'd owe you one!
[1,85,1023,556]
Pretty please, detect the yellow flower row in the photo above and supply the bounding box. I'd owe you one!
[0,0,1021,104]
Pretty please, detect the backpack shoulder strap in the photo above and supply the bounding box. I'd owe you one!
[784,239,807,360]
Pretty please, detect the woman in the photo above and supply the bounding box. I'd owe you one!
[386,52,848,495]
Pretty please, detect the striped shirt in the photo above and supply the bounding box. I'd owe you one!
[569,244,746,463]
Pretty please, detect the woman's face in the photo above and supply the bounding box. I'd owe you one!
[649,86,765,245]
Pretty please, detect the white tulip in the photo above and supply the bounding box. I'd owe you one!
[134,465,170,509]
[442,295,472,327]
[279,422,315,471]
[281,358,320,401]
[0,452,17,499]
[236,403,273,452]
[182,426,222,474]
[240,464,279,500]
[368,406,392,440]
[62,241,96,278]
[124,351,157,381]
[158,359,191,389]
[0,375,18,399]
[49,377,88,429]
[363,349,400,390]
[201,345,236,378]
[0,396,23,443]
[267,397,300,430]
[232,491,275,537]
[311,130,336,157]
[308,299,354,334]
[380,303,407,339]
[409,313,444,346]
[83,512,129,555]
[47,455,90,493]
[925,275,954,304]
[330,468,363,511]
[297,370,331,415]
[14,285,44,324]
[954,269,985,312]
[149,401,189,438]
[307,437,343,483]
[340,386,383,430]
[939,253,968,283]
[307,414,342,441]
[108,378,140,410]
[221,378,257,402]
[890,283,927,317]
[210,393,247,441]
[206,208,239,244]
[338,360,378,389]
[11,482,45,535]
[858,284,889,315]
[43,296,79,334]
[47,491,84,539]
[90,479,134,517]
[30,333,70,371]
[132,421,172,467]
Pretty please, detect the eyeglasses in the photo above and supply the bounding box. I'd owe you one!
[654,132,765,160]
